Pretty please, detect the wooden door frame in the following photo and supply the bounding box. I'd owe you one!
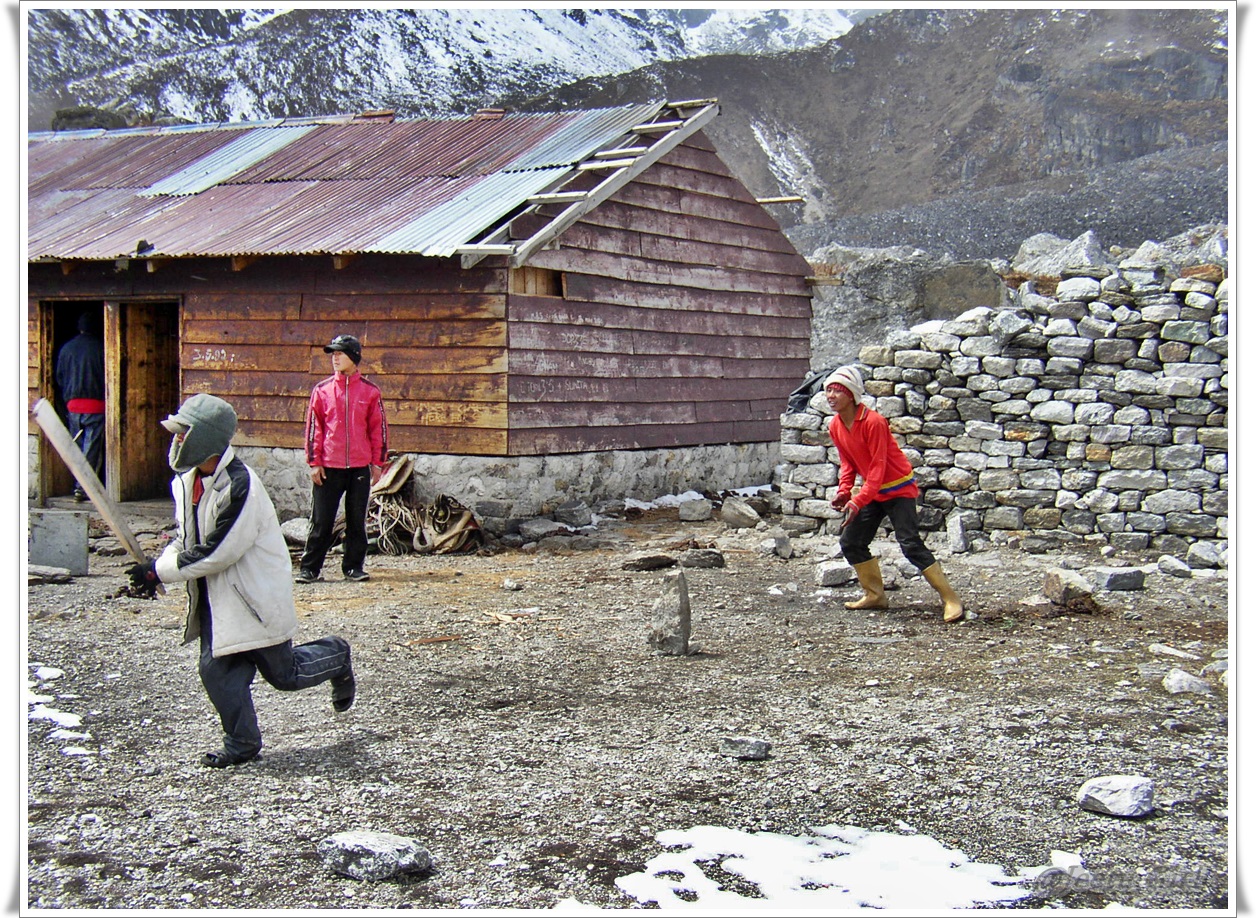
[35,297,182,504]
[105,299,182,502]
[35,301,76,502]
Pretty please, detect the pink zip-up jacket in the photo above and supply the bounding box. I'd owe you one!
[304,371,388,470]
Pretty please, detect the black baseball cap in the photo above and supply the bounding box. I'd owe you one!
[324,334,362,364]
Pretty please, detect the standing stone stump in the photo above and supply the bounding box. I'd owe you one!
[648,571,691,655]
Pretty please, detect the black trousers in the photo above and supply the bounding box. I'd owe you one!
[300,466,372,575]
[839,496,937,570]
[198,605,351,757]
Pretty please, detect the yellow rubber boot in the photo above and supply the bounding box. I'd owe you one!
[846,558,889,610]
[922,562,964,623]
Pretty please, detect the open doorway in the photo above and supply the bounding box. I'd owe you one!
[42,303,102,500]
[40,299,180,502]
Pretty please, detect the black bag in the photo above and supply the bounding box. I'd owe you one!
[786,369,833,414]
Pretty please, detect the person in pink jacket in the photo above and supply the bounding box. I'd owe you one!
[297,335,388,583]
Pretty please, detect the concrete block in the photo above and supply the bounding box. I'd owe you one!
[28,509,90,576]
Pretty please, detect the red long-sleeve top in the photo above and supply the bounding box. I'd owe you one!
[828,406,919,510]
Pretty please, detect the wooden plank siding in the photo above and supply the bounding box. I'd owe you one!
[508,134,812,456]
[28,254,512,457]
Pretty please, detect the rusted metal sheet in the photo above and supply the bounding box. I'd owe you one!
[26,104,677,263]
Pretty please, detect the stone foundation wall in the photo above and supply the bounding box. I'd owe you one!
[29,424,778,536]
[776,263,1229,562]
[239,441,779,535]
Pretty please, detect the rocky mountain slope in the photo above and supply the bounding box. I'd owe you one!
[537,7,1228,258]
[25,8,859,127]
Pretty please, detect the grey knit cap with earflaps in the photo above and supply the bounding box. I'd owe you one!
[162,394,238,472]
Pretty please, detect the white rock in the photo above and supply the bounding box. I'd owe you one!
[719,495,762,529]
[815,559,855,587]
[1077,775,1155,817]
[317,830,433,881]
[1157,555,1193,578]
[1148,643,1200,661]
[1163,668,1212,695]
[719,736,771,760]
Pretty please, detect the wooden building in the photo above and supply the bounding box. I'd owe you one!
[27,100,813,504]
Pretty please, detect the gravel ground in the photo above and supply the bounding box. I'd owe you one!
[25,505,1230,911]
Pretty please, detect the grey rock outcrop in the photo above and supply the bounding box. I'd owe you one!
[809,244,1008,369]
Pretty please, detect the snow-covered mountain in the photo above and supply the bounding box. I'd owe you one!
[687,8,858,56]
[25,7,859,126]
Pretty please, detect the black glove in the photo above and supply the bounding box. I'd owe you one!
[126,559,160,597]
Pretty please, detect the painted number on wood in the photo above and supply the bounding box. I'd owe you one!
[191,348,233,364]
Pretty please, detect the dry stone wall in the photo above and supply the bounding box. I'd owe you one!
[777,262,1229,564]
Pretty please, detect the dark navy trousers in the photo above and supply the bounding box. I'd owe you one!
[197,605,351,757]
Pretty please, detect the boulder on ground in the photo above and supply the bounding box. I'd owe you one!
[719,496,762,529]
[317,830,433,881]
[1043,568,1092,605]
[719,737,771,760]
[1077,775,1154,818]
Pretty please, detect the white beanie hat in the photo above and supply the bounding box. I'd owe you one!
[824,365,865,402]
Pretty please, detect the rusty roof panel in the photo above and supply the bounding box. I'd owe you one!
[226,113,587,184]
[28,189,160,260]
[28,131,245,195]
[26,102,702,262]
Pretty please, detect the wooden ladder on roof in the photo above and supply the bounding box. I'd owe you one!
[455,99,720,270]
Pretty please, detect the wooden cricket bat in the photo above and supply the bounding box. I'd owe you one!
[31,398,165,595]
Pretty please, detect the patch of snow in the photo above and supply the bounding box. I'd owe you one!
[29,705,83,729]
[613,824,1049,910]
[689,8,854,55]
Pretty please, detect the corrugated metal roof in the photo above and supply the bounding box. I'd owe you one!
[506,103,661,171]
[375,168,569,257]
[141,124,319,196]
[26,102,708,263]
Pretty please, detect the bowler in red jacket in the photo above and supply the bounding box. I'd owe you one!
[825,365,965,623]
[297,335,389,583]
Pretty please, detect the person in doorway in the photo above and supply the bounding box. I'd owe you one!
[297,335,389,583]
[55,311,105,501]
[126,393,356,768]
[824,365,966,623]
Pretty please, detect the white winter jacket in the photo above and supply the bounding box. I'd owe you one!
[155,445,299,657]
